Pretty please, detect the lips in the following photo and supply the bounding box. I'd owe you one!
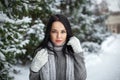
[55,40,62,43]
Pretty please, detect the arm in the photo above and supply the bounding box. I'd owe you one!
[67,36,87,80]
[29,49,48,80]
[74,52,87,80]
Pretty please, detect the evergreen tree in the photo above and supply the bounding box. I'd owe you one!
[0,12,30,79]
[0,0,53,64]
[0,0,52,79]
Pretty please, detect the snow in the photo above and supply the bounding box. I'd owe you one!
[27,23,45,40]
[10,34,120,80]
[49,1,61,13]
[20,40,30,48]
[0,11,8,22]
[86,34,120,80]
[0,52,5,61]
[10,65,30,80]
[82,42,100,53]
[96,0,102,4]
[0,12,31,24]
[15,17,32,24]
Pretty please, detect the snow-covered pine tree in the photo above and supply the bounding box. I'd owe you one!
[0,0,52,65]
[70,0,110,53]
[0,11,30,79]
[0,0,51,79]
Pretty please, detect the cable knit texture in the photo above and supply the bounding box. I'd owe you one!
[30,49,48,72]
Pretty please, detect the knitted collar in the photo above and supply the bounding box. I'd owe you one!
[48,41,64,52]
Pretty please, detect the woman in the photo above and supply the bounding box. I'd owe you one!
[29,14,87,80]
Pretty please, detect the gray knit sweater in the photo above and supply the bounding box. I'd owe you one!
[54,45,66,80]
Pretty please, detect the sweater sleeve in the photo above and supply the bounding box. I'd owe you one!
[29,69,41,80]
[74,52,87,80]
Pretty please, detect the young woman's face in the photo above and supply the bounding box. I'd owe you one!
[50,21,67,46]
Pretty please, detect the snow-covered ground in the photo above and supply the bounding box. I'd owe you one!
[10,34,120,80]
[10,64,30,80]
[86,34,120,80]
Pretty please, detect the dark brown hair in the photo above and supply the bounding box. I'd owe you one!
[35,14,73,55]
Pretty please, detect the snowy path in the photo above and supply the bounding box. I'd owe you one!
[86,35,120,80]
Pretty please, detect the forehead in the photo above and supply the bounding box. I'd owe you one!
[51,21,66,30]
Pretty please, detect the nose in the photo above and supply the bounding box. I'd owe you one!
[57,32,61,38]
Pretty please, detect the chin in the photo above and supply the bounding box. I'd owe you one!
[54,42,64,46]
[55,43,62,46]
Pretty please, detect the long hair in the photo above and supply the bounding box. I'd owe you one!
[35,14,73,56]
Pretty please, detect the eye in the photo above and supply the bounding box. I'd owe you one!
[61,30,66,33]
[51,30,57,33]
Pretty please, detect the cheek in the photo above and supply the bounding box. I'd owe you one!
[64,35,67,41]
[61,34,66,42]
[50,34,56,41]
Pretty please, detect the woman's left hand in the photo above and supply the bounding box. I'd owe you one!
[67,36,83,53]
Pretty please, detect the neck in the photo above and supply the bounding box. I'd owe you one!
[48,42,64,52]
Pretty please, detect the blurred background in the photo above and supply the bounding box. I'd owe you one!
[0,0,120,80]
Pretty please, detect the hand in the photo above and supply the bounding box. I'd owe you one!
[30,49,48,72]
[67,36,83,53]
